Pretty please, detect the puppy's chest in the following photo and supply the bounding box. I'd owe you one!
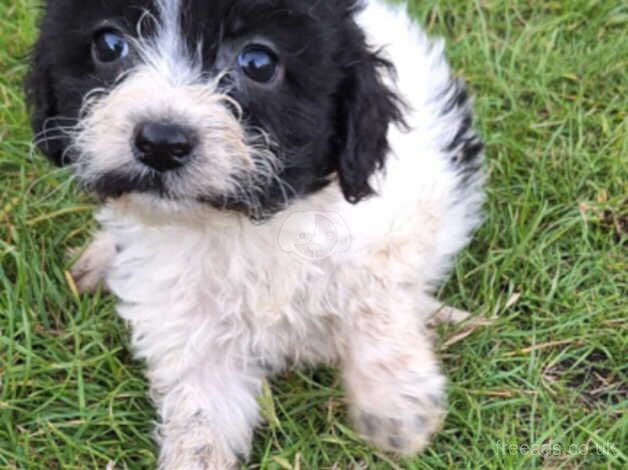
[105,220,328,327]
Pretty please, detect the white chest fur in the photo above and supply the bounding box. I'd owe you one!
[98,198,356,371]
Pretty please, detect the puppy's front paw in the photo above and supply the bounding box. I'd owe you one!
[159,443,239,470]
[68,232,116,293]
[158,417,241,470]
[347,367,447,456]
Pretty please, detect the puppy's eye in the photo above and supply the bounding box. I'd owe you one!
[237,46,279,83]
[92,29,129,64]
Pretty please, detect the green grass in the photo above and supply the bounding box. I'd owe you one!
[1,0,626,468]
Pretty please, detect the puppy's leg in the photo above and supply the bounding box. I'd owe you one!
[153,361,263,470]
[69,231,116,293]
[342,293,447,456]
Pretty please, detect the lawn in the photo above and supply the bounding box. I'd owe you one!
[1,0,626,469]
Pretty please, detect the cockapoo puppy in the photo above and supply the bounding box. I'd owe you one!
[27,0,484,468]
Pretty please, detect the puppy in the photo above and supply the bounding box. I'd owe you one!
[26,0,484,468]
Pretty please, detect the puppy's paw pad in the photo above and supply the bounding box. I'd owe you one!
[350,373,447,456]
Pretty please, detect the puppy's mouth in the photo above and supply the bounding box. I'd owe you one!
[85,166,170,200]
[82,163,264,216]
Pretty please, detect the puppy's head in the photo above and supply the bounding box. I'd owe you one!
[26,0,403,218]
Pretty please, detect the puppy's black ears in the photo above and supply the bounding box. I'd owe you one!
[334,47,405,204]
[25,46,67,166]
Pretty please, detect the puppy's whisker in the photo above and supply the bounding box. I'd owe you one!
[59,142,83,166]
[30,120,82,163]
[33,123,80,139]
[136,8,158,39]
[40,115,78,127]
[34,125,77,137]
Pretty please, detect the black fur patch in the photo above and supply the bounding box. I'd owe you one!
[442,79,484,181]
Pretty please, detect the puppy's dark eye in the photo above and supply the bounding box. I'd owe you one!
[92,29,129,64]
[237,46,279,83]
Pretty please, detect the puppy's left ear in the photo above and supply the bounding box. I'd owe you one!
[25,43,67,166]
[334,46,404,204]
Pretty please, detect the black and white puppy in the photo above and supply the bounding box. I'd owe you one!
[27,0,484,468]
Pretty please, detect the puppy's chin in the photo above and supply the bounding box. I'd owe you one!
[106,192,231,225]
[91,173,267,223]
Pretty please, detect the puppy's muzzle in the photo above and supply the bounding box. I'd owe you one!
[133,121,195,172]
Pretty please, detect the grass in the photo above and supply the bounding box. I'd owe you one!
[1,0,626,468]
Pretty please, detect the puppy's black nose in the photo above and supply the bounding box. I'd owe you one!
[134,122,194,172]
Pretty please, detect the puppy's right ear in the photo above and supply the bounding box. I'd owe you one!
[25,38,68,166]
